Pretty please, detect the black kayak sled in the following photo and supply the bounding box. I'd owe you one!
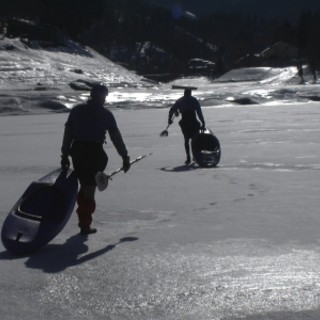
[1,168,78,255]
[191,128,221,167]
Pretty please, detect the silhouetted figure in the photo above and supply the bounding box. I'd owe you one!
[309,62,317,84]
[297,63,305,84]
[168,88,205,164]
[60,84,130,235]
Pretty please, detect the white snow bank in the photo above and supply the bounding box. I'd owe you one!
[1,37,320,116]
[0,37,144,89]
[217,66,298,83]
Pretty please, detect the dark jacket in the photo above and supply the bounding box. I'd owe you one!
[61,100,128,158]
[169,95,205,125]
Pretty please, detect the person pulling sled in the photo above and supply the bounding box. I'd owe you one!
[168,87,206,164]
[60,84,131,235]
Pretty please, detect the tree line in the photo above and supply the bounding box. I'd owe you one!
[1,0,320,77]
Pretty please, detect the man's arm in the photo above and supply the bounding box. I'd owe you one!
[109,128,130,172]
[106,109,131,172]
[168,102,179,124]
[61,124,73,157]
[109,128,128,158]
[60,124,73,170]
[195,100,205,128]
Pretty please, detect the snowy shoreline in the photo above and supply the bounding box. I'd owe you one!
[2,37,320,116]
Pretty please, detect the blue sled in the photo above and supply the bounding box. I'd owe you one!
[1,168,78,255]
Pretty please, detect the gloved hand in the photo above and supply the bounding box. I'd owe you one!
[168,119,173,125]
[60,155,70,171]
[201,123,206,131]
[122,156,131,173]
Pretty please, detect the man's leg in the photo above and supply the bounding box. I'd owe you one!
[76,185,97,235]
[184,138,191,164]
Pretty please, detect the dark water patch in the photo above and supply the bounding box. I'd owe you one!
[302,95,320,102]
[232,97,258,105]
[39,99,67,111]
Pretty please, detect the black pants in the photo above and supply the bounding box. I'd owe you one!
[70,141,108,186]
[179,118,200,139]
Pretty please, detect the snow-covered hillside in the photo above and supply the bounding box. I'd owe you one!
[1,37,320,115]
[0,37,152,114]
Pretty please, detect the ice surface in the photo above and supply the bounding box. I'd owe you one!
[1,37,320,320]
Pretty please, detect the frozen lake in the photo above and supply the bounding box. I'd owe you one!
[0,101,320,320]
[1,36,320,319]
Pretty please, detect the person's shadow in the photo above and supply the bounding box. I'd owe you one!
[160,162,197,172]
[0,235,138,273]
